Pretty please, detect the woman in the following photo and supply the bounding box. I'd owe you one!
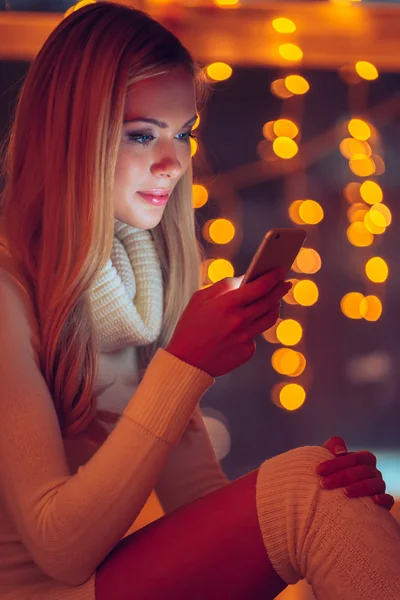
[0,3,399,599]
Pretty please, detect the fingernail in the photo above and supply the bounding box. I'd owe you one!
[334,445,348,455]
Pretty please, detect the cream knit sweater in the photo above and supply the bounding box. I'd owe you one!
[0,233,229,599]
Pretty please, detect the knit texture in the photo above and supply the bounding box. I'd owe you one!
[256,445,400,600]
[90,220,163,351]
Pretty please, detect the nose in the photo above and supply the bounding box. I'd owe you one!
[150,149,183,179]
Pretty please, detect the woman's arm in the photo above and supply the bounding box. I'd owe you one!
[155,405,229,514]
[0,267,214,586]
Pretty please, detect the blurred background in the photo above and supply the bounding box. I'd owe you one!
[1,1,399,598]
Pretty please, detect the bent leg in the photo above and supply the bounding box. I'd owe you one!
[95,469,286,600]
[256,446,400,600]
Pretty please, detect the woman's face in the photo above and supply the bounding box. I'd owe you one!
[114,66,197,230]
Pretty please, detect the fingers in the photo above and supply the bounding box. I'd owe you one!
[316,450,377,476]
[242,281,291,322]
[320,464,380,489]
[231,268,287,307]
[373,493,395,511]
[344,477,386,498]
[322,436,348,456]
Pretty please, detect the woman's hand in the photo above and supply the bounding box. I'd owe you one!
[166,269,291,378]
[316,436,394,511]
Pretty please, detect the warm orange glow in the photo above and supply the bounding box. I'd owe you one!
[278,43,303,62]
[208,219,235,244]
[360,180,383,205]
[341,292,364,319]
[279,383,306,411]
[347,202,369,223]
[273,137,298,159]
[293,280,319,306]
[192,184,208,208]
[365,257,388,283]
[348,118,371,141]
[343,182,362,204]
[206,62,233,81]
[262,121,276,141]
[346,221,374,247]
[276,319,303,346]
[340,138,371,159]
[295,248,322,274]
[190,137,198,157]
[299,200,324,225]
[349,156,376,177]
[273,119,299,139]
[285,75,309,95]
[360,295,382,321]
[355,61,379,81]
[207,258,234,282]
[288,200,304,225]
[272,17,296,33]
[270,79,294,99]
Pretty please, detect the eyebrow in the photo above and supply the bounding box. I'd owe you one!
[123,115,198,129]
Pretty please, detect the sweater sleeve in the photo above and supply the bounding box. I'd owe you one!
[155,405,230,514]
[0,266,214,586]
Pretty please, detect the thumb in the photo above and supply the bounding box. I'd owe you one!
[201,275,243,300]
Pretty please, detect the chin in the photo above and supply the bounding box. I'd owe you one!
[114,205,166,230]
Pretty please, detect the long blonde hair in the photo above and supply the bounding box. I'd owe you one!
[0,1,207,437]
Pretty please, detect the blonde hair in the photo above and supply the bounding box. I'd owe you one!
[0,1,207,437]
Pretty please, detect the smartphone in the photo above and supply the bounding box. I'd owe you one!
[240,227,307,286]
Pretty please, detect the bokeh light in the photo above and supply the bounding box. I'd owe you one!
[279,383,306,411]
[272,17,296,33]
[349,156,376,177]
[365,257,389,283]
[270,79,294,99]
[288,200,304,225]
[294,248,322,274]
[370,204,392,226]
[283,278,299,304]
[293,280,319,306]
[364,210,386,235]
[360,180,383,205]
[208,219,235,244]
[347,203,369,223]
[276,319,303,346]
[263,121,277,141]
[190,137,198,157]
[262,319,282,344]
[348,118,371,141]
[207,258,234,282]
[273,119,299,139]
[273,137,298,159]
[278,43,303,62]
[344,182,362,204]
[340,138,371,159]
[341,292,364,319]
[360,295,382,321]
[271,348,306,377]
[355,61,379,81]
[299,199,324,225]
[346,221,374,246]
[206,62,233,81]
[192,184,208,208]
[285,75,309,95]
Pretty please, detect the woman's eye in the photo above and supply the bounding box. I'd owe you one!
[127,133,155,145]
[176,132,195,143]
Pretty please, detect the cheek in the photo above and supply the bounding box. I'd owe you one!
[114,148,146,187]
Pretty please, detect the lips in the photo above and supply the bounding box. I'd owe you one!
[137,190,170,206]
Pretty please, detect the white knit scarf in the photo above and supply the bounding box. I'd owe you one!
[89,220,164,352]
